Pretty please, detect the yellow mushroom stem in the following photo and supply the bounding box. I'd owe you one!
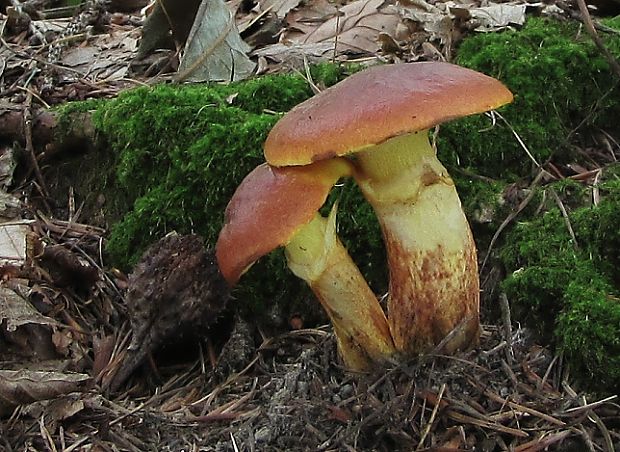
[285,205,396,370]
[353,131,480,356]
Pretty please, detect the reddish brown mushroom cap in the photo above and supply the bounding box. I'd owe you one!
[216,159,351,286]
[264,62,513,166]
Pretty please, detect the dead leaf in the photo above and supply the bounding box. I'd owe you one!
[92,334,116,380]
[62,47,99,68]
[260,0,302,19]
[0,220,31,266]
[446,1,526,32]
[0,193,21,221]
[46,396,85,422]
[0,286,60,360]
[400,1,453,45]
[327,404,352,423]
[0,286,58,332]
[252,41,338,65]
[38,244,99,289]
[0,147,17,189]
[0,369,90,416]
[286,0,402,55]
[468,4,526,31]
[52,329,74,356]
[285,0,339,35]
[177,0,256,82]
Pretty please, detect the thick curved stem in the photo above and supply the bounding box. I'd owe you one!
[353,132,480,356]
[285,208,396,370]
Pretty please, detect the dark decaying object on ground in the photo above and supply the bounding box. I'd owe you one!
[109,234,230,390]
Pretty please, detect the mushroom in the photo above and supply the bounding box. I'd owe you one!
[264,62,513,356]
[216,159,395,370]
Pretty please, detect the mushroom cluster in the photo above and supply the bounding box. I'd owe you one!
[216,62,513,369]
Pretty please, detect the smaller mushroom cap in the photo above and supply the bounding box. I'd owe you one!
[264,62,513,166]
[216,159,351,286]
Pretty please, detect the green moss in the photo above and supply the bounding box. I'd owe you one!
[86,66,380,314]
[452,172,508,228]
[54,98,102,121]
[500,179,620,391]
[571,178,620,279]
[604,15,620,29]
[559,284,620,389]
[226,74,315,113]
[442,17,620,177]
[326,180,387,294]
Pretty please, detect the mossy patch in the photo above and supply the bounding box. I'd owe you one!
[500,176,620,391]
[76,64,390,316]
[440,16,620,177]
[452,172,509,234]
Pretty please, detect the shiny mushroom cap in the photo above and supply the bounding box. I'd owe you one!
[264,62,513,166]
[215,159,352,286]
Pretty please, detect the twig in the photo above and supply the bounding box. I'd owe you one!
[577,424,598,452]
[416,383,445,450]
[481,170,546,272]
[302,54,321,95]
[548,187,579,251]
[563,395,618,415]
[493,111,541,168]
[499,293,514,365]
[563,381,615,452]
[447,410,529,438]
[514,430,572,452]
[23,92,50,203]
[501,359,519,388]
[539,355,558,392]
[576,0,620,80]
[333,8,342,63]
[429,314,476,355]
[471,381,566,427]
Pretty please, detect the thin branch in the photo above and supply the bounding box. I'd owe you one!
[23,93,50,202]
[548,187,580,251]
[576,0,620,79]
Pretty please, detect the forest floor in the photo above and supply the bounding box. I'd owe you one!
[0,0,619,450]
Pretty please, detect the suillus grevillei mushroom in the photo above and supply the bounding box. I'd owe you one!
[264,62,513,357]
[215,160,395,370]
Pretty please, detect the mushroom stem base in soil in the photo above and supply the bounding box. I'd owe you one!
[285,208,396,370]
[353,131,480,355]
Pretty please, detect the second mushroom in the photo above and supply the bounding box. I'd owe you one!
[216,159,395,370]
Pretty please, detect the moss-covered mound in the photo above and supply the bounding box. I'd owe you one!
[76,65,385,315]
[440,16,620,177]
[500,177,620,391]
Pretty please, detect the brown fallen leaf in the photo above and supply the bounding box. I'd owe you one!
[252,41,339,65]
[0,286,59,333]
[0,369,90,417]
[260,0,303,19]
[327,404,352,423]
[177,0,256,82]
[285,0,403,55]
